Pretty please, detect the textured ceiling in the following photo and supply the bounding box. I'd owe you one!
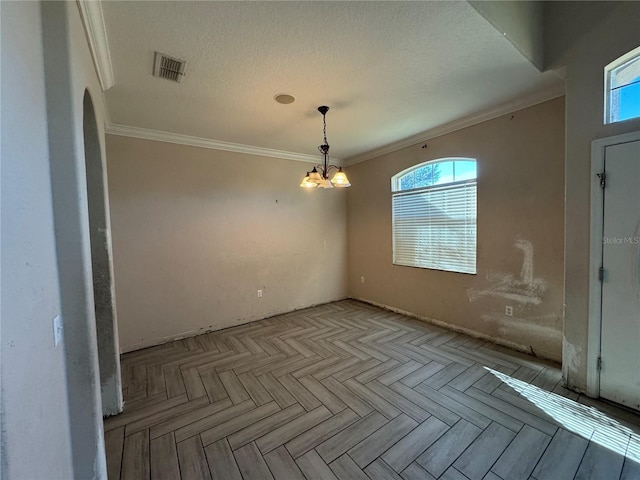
[102,1,562,160]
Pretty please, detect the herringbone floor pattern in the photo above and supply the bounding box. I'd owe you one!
[105,300,640,480]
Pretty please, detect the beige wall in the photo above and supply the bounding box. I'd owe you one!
[107,135,348,351]
[545,1,640,391]
[3,1,111,478]
[347,97,565,361]
[1,3,74,477]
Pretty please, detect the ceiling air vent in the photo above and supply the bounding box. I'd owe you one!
[153,52,186,83]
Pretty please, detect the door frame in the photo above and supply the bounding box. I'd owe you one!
[587,130,640,397]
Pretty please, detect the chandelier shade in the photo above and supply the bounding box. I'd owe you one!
[331,167,351,187]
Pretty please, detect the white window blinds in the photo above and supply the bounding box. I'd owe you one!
[392,180,477,274]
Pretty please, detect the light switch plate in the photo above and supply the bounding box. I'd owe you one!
[53,315,63,346]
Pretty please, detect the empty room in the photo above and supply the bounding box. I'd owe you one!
[3,1,640,479]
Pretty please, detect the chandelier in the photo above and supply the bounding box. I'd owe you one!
[300,106,351,189]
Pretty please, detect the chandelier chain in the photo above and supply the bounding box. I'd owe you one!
[318,110,329,156]
[323,111,328,146]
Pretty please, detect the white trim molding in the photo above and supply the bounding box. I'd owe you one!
[77,0,114,91]
[107,123,330,165]
[587,130,640,398]
[344,83,565,166]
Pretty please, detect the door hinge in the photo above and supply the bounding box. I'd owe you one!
[597,356,602,370]
[598,266,605,281]
[597,172,606,188]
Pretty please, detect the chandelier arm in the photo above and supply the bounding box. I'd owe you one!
[315,164,343,180]
[325,164,341,174]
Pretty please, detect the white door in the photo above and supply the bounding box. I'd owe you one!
[600,139,640,411]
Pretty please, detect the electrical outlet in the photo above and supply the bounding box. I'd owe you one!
[360,276,365,284]
[257,289,263,298]
[505,306,513,317]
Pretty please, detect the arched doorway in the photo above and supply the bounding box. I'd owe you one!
[83,90,123,416]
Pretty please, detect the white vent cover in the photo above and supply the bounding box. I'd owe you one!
[153,52,186,83]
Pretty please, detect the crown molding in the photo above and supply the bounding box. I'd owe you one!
[105,85,563,167]
[106,124,328,164]
[77,0,114,91]
[343,83,565,166]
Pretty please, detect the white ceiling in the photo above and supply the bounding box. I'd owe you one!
[101,1,562,161]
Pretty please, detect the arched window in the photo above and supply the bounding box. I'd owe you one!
[391,158,477,274]
[605,46,640,124]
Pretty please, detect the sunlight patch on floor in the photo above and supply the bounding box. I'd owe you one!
[485,367,640,463]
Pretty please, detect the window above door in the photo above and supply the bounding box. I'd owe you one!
[605,46,640,124]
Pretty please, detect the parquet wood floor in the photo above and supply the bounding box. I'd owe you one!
[105,300,640,480]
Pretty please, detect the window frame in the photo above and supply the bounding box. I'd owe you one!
[604,45,640,125]
[391,157,477,275]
